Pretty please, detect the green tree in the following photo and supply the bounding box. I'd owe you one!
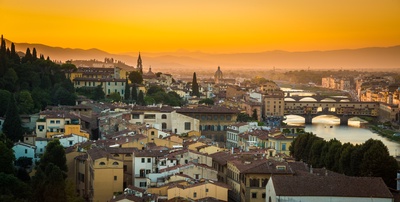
[32,48,38,61]
[191,72,200,97]
[17,90,34,114]
[236,113,252,122]
[108,92,122,102]
[360,139,398,188]
[65,179,85,202]
[0,172,32,201]
[124,78,130,101]
[2,97,24,142]
[129,71,143,84]
[339,143,356,175]
[323,139,342,171]
[131,84,138,101]
[199,98,214,105]
[31,87,51,111]
[43,163,67,202]
[0,89,11,117]
[39,139,67,173]
[92,85,105,101]
[251,109,258,120]
[138,90,145,105]
[52,86,76,105]
[308,139,325,168]
[3,68,19,92]
[147,85,165,95]
[22,48,32,63]
[0,141,15,174]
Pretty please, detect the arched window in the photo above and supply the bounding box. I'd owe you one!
[112,162,119,165]
[113,154,119,157]
[125,154,131,157]
[162,123,167,130]
[99,162,106,165]
[161,114,167,119]
[151,131,155,136]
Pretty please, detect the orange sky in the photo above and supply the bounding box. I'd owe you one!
[1,0,400,53]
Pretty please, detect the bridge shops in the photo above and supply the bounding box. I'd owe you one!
[284,101,379,125]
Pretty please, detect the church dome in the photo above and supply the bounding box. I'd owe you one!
[214,66,223,82]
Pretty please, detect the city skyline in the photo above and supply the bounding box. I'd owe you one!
[2,0,400,54]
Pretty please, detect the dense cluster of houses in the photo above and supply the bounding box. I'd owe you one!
[5,58,398,201]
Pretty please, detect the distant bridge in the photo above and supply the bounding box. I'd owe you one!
[284,101,378,125]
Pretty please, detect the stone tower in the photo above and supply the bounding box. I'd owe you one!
[137,52,143,74]
[214,66,223,84]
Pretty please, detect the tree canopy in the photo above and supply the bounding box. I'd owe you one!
[129,71,143,84]
[289,133,399,188]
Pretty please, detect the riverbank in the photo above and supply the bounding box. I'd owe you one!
[369,124,400,142]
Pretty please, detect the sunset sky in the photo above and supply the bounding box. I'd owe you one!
[1,0,400,54]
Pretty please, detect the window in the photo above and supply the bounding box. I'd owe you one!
[144,114,156,119]
[69,140,73,146]
[139,182,147,187]
[25,149,27,154]
[125,154,131,157]
[282,143,286,151]
[112,162,119,165]
[262,193,266,199]
[147,158,151,163]
[50,120,55,124]
[193,192,197,198]
[206,188,209,192]
[184,122,191,130]
[162,123,167,130]
[151,131,155,136]
[114,176,117,181]
[161,114,167,119]
[99,162,106,165]
[113,154,120,157]
[141,158,145,163]
[250,178,259,187]
[56,120,60,124]
[123,165,127,172]
[252,192,257,199]
[146,169,151,174]
[195,174,200,179]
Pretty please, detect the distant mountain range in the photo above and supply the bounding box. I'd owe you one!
[5,39,400,73]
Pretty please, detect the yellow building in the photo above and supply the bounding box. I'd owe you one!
[36,111,90,139]
[87,148,124,202]
[264,91,285,117]
[167,180,229,201]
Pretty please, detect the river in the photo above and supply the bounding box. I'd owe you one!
[281,87,400,156]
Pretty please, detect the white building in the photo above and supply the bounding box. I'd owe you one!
[132,150,169,189]
[130,106,200,135]
[226,123,250,148]
[13,141,37,166]
[266,175,393,202]
[54,134,88,148]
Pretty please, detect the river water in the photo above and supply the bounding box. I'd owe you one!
[281,87,400,156]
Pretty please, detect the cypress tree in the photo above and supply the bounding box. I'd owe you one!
[0,35,6,55]
[124,78,130,101]
[2,96,24,142]
[32,48,37,61]
[22,48,32,63]
[10,43,20,64]
[191,72,200,97]
[138,90,145,106]
[132,83,138,101]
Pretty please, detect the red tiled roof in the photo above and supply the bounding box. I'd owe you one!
[271,175,393,198]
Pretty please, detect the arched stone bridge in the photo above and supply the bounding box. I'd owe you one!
[285,95,352,102]
[284,101,379,125]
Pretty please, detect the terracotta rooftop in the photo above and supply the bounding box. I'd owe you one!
[271,175,393,198]
[176,105,239,114]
